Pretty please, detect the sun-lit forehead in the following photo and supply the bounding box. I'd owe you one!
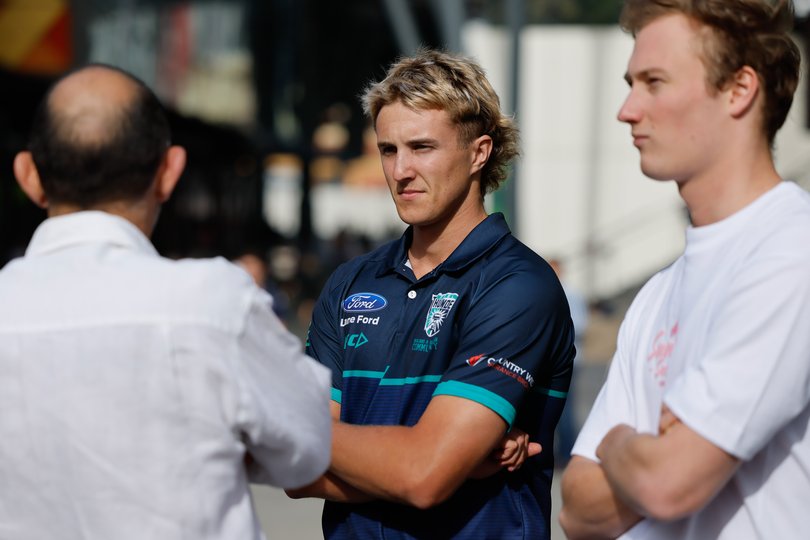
[375,101,458,145]
[626,13,706,82]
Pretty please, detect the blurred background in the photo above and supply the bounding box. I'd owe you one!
[2,1,810,536]
[2,0,810,334]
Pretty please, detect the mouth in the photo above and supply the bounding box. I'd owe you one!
[631,134,648,147]
[397,188,424,201]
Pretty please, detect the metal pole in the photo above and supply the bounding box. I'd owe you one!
[380,0,421,55]
[428,0,464,52]
[500,0,524,226]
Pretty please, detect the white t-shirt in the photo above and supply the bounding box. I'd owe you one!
[0,211,332,540]
[573,182,810,539]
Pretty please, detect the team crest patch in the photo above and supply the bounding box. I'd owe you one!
[424,292,459,337]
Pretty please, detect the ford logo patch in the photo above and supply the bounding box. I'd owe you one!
[342,292,388,313]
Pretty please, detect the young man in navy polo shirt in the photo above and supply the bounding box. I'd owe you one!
[290,49,575,539]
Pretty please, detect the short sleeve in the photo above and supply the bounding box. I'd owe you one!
[305,271,346,404]
[433,265,575,428]
[571,274,671,462]
[571,348,634,462]
[665,254,810,460]
[234,288,333,489]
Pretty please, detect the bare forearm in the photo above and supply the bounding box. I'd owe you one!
[596,423,740,521]
[597,426,663,517]
[285,471,374,503]
[560,457,642,539]
[330,421,461,508]
[329,397,508,509]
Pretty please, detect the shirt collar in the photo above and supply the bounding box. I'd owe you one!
[380,213,511,278]
[26,211,159,258]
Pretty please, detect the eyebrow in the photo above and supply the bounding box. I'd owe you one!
[377,137,439,149]
[624,68,666,85]
[406,137,438,147]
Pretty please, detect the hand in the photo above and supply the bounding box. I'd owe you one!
[595,424,636,463]
[469,428,542,478]
[658,405,680,435]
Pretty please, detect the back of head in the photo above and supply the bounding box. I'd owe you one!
[362,48,519,195]
[28,64,171,208]
[620,0,801,145]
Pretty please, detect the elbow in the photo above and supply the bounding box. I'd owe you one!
[399,472,457,510]
[283,478,323,500]
[558,507,590,540]
[640,492,700,522]
[626,475,697,522]
[558,503,617,540]
[284,487,307,500]
[401,484,452,510]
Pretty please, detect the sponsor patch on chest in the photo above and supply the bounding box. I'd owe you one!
[424,292,459,337]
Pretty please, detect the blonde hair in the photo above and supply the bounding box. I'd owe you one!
[362,49,519,195]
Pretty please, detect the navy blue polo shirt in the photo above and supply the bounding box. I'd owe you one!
[307,213,575,539]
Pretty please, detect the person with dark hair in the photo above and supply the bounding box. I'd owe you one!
[288,49,575,539]
[560,1,810,538]
[0,64,332,539]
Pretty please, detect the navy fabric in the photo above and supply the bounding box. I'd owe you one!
[307,213,575,539]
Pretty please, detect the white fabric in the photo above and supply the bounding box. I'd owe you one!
[0,211,332,540]
[573,182,810,539]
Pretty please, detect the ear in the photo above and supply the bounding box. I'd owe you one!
[154,145,186,203]
[13,151,48,208]
[469,134,493,176]
[727,65,760,119]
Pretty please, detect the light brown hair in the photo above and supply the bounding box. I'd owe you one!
[620,0,801,144]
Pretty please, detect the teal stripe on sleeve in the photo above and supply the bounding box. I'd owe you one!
[331,387,342,404]
[536,387,568,399]
[433,380,517,428]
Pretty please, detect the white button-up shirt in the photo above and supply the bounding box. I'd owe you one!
[0,211,332,540]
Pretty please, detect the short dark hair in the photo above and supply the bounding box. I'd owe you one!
[362,49,519,196]
[620,0,801,145]
[28,64,171,207]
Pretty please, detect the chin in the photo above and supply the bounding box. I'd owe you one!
[640,164,678,182]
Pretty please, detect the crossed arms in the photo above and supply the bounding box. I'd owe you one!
[287,395,539,508]
[559,406,740,539]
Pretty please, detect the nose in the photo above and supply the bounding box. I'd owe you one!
[391,151,414,183]
[617,88,641,124]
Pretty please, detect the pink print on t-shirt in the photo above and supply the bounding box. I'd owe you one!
[647,322,678,388]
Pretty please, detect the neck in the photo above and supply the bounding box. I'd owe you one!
[678,140,780,227]
[408,203,487,279]
[48,199,159,238]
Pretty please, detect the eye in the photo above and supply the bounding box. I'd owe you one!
[379,145,396,156]
[647,77,663,89]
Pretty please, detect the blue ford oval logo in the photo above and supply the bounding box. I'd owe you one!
[342,292,388,313]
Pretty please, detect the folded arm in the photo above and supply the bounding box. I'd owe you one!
[560,456,642,539]
[595,410,740,521]
[561,407,740,537]
[327,394,512,509]
[287,398,534,505]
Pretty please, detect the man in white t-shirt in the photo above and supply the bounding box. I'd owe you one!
[0,64,332,539]
[559,1,810,539]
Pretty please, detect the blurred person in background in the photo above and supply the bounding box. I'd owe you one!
[549,257,590,467]
[288,49,575,539]
[560,1,810,538]
[234,250,291,320]
[0,64,332,540]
